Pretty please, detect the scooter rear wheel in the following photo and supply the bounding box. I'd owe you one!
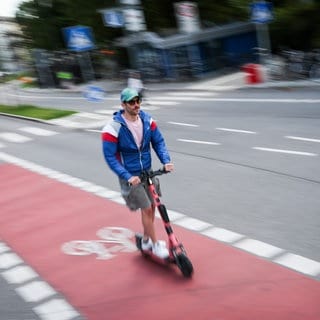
[176,253,193,278]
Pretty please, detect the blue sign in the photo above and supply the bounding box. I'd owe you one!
[250,2,273,24]
[84,86,106,102]
[102,11,124,28]
[63,26,95,52]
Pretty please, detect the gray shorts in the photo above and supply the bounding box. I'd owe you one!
[119,177,162,211]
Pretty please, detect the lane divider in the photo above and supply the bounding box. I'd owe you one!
[0,242,82,320]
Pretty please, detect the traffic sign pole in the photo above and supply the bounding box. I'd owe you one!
[250,1,274,64]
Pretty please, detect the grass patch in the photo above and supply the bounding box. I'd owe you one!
[0,104,77,120]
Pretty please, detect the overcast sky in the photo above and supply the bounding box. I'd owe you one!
[0,0,25,17]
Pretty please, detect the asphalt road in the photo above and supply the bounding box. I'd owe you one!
[1,84,320,261]
[1,83,320,319]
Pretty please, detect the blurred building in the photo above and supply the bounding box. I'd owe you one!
[107,2,258,81]
[115,22,257,81]
[0,17,26,72]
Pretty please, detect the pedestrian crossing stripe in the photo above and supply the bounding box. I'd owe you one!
[0,133,32,143]
[18,127,59,136]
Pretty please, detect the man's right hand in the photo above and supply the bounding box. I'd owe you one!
[128,176,141,186]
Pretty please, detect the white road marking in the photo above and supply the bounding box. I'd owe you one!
[0,252,23,269]
[0,240,80,319]
[285,135,320,143]
[253,147,317,156]
[168,121,199,127]
[275,253,320,276]
[0,243,10,253]
[178,138,220,145]
[2,265,38,284]
[174,217,212,231]
[150,96,320,103]
[146,101,179,105]
[33,299,79,320]
[94,109,116,115]
[201,227,245,243]
[19,126,58,136]
[234,238,285,258]
[216,127,257,134]
[16,281,56,302]
[0,132,32,143]
[7,93,85,100]
[166,91,215,97]
[167,210,186,221]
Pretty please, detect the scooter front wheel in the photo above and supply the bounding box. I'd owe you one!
[176,253,193,278]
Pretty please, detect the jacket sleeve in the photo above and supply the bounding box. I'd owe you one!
[101,121,132,181]
[150,118,171,164]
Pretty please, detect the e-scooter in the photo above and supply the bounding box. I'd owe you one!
[135,169,194,278]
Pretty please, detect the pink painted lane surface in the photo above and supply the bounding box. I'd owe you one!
[1,164,319,320]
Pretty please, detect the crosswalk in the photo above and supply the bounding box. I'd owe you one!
[94,90,218,116]
[0,126,59,149]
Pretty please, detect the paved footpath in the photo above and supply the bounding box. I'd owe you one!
[1,162,320,320]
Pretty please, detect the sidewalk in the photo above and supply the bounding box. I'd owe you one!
[23,71,320,95]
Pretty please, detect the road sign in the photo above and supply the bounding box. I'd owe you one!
[63,26,95,52]
[102,10,124,28]
[84,85,106,102]
[250,1,273,24]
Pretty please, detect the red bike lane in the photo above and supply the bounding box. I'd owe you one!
[1,163,319,320]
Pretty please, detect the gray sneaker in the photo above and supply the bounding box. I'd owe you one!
[152,240,169,258]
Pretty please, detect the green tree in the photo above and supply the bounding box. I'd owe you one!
[16,0,122,50]
[15,0,320,53]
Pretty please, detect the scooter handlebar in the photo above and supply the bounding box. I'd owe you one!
[140,167,169,180]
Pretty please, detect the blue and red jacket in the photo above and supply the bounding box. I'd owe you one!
[101,110,171,181]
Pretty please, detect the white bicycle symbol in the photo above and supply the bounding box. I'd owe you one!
[61,227,137,260]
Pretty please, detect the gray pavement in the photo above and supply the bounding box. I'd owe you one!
[22,71,320,94]
[3,72,320,129]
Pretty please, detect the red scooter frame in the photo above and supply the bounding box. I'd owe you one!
[135,169,193,278]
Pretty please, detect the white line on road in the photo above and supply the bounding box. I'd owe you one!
[2,265,38,284]
[149,101,180,105]
[216,127,257,134]
[6,93,84,100]
[173,217,212,231]
[19,127,58,136]
[16,281,56,302]
[0,132,32,143]
[285,136,320,143]
[166,91,215,97]
[168,121,199,127]
[151,96,320,103]
[201,227,245,243]
[234,238,285,259]
[178,138,221,145]
[253,147,317,156]
[33,299,80,320]
[275,253,320,276]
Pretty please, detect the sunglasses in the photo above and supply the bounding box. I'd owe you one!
[126,97,141,106]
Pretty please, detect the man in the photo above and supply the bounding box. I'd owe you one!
[101,87,174,258]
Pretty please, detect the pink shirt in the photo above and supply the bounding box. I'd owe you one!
[122,115,143,148]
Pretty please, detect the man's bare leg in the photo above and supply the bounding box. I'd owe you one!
[141,205,156,242]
